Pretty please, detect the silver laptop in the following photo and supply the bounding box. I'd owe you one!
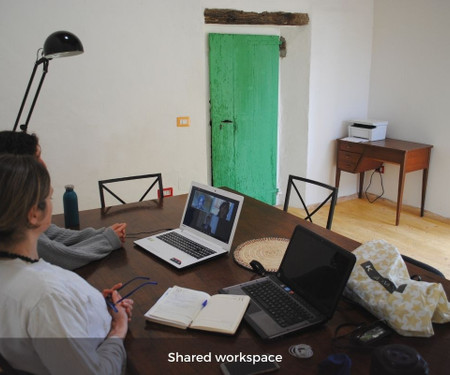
[220,225,356,339]
[134,182,244,269]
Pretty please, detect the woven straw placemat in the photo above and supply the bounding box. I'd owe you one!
[233,237,289,273]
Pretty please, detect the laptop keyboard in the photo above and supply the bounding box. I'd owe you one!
[242,280,314,327]
[157,232,216,259]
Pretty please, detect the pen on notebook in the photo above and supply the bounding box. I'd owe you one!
[201,299,208,308]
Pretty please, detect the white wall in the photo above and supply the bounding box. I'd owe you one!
[306,1,374,202]
[0,0,375,215]
[1,0,210,213]
[368,0,450,218]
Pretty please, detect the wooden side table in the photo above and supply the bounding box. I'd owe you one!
[335,138,433,225]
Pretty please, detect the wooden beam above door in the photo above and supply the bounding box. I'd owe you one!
[204,9,309,26]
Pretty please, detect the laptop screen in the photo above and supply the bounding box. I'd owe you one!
[182,185,241,244]
[277,226,355,317]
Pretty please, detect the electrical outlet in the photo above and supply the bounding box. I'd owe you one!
[158,187,173,198]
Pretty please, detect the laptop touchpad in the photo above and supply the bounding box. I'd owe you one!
[246,302,262,314]
[248,311,280,335]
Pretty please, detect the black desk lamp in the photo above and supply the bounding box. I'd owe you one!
[12,31,84,133]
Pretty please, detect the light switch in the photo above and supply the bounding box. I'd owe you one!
[177,116,190,127]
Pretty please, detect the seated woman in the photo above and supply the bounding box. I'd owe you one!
[0,154,133,375]
[0,130,127,270]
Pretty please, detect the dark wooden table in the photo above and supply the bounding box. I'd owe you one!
[53,193,449,375]
[336,138,433,225]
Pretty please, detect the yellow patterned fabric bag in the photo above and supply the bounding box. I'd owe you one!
[344,240,450,337]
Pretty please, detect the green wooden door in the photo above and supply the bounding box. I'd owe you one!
[209,33,279,204]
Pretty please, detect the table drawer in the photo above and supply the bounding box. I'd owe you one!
[339,141,365,153]
[338,151,360,171]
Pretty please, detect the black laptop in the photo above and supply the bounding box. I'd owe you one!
[220,225,356,339]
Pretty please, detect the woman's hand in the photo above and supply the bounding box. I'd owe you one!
[103,283,134,321]
[110,223,127,243]
[106,290,134,339]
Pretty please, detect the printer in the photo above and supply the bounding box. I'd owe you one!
[348,119,388,141]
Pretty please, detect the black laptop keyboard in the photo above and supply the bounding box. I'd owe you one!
[242,280,314,328]
[157,232,216,259]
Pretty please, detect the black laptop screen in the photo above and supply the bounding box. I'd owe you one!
[182,186,240,244]
[278,226,355,316]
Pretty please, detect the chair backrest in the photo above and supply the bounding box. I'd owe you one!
[401,254,445,279]
[283,174,338,230]
[98,173,163,209]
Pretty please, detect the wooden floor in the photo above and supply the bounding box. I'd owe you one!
[285,196,450,278]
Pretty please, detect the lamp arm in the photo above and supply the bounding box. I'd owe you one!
[13,57,49,132]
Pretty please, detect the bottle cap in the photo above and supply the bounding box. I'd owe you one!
[65,184,75,190]
[370,344,429,375]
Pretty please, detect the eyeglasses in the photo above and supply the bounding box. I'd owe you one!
[105,276,157,313]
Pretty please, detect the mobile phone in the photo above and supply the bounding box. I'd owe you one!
[352,320,392,345]
[220,361,280,375]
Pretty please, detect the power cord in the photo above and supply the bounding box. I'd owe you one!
[127,228,174,239]
[365,168,384,203]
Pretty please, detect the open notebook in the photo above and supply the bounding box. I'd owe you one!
[221,225,356,339]
[134,182,244,269]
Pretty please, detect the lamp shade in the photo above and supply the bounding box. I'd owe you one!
[43,31,84,59]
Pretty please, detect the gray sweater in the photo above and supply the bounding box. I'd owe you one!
[37,224,122,270]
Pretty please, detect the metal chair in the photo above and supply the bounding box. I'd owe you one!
[401,254,445,279]
[283,174,338,230]
[98,173,163,209]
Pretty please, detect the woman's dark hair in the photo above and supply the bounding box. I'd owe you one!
[0,154,51,245]
[0,131,39,156]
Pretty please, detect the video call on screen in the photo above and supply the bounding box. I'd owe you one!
[183,188,237,243]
